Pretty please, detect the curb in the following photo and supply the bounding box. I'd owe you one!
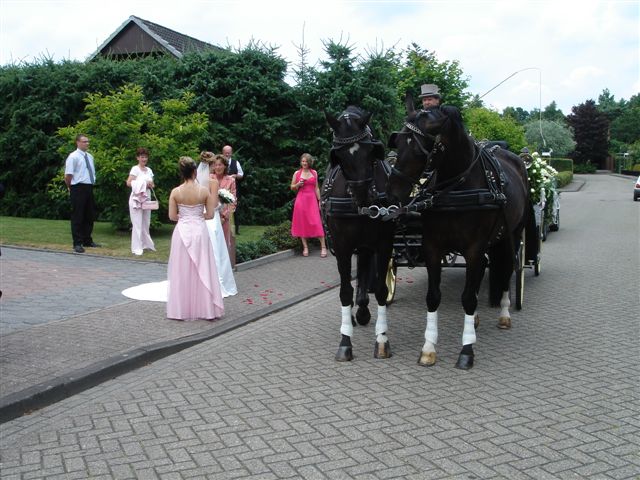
[0,255,345,424]
[0,244,296,270]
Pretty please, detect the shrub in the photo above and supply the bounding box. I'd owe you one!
[556,171,573,188]
[550,158,573,172]
[573,162,597,174]
[262,220,299,250]
[236,238,278,264]
[235,219,299,263]
[631,164,640,172]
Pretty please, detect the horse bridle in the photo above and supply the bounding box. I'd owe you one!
[330,115,380,192]
[390,110,445,188]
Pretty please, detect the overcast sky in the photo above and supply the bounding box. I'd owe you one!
[1,0,638,113]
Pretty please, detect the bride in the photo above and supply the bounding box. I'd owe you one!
[196,153,238,297]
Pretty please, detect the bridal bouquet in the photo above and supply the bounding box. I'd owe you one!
[218,188,236,204]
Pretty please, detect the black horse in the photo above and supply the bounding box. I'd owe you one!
[322,106,396,362]
[387,97,536,369]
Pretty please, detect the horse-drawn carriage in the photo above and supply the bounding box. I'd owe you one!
[322,100,556,369]
[384,141,545,311]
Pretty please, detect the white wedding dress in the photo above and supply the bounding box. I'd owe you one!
[206,205,237,297]
[121,163,237,302]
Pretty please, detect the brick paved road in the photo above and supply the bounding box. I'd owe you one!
[0,174,638,479]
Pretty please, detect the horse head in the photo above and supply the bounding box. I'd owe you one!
[387,94,471,205]
[325,106,385,207]
[386,94,439,205]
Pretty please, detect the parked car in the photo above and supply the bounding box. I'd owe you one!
[634,176,640,201]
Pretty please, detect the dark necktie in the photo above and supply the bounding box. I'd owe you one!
[83,153,95,184]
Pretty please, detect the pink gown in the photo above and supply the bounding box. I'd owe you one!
[167,204,224,320]
[291,169,325,238]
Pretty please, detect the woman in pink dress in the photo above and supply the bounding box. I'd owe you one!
[211,154,237,267]
[290,153,327,257]
[167,156,224,321]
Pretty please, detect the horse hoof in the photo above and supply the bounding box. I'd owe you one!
[455,353,474,370]
[356,308,371,326]
[497,316,511,329]
[418,351,436,366]
[335,346,353,362]
[373,341,391,359]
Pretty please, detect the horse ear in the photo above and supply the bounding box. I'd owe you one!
[388,132,398,148]
[360,112,373,129]
[325,110,341,132]
[404,93,416,115]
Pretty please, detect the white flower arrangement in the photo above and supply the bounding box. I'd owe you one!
[218,188,235,204]
[526,152,558,205]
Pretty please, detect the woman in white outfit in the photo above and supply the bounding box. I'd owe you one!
[197,152,237,297]
[126,147,156,256]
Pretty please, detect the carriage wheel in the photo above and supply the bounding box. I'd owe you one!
[385,258,397,305]
[515,232,525,310]
[443,252,458,266]
[549,210,560,232]
[534,223,542,277]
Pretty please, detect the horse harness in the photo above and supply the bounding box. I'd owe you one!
[392,118,509,216]
[321,161,392,219]
[322,115,392,220]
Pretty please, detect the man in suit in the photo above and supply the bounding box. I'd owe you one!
[222,145,243,234]
[64,134,100,253]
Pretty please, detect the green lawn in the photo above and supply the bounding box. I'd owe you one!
[0,216,266,262]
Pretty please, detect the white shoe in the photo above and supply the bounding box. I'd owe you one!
[133,249,143,256]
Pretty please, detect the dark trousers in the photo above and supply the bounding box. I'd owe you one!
[70,183,95,246]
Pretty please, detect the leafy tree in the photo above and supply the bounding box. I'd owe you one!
[524,119,575,156]
[49,84,208,229]
[597,88,623,121]
[463,107,526,152]
[397,43,470,109]
[609,93,640,145]
[566,100,610,167]
[542,101,566,123]
[503,106,532,125]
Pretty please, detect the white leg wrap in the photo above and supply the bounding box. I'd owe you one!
[375,305,388,336]
[375,305,388,344]
[340,306,353,337]
[500,291,510,318]
[424,311,438,345]
[462,314,476,345]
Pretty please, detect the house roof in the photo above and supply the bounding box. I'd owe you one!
[88,15,222,61]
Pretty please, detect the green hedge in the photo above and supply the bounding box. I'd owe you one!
[550,158,573,172]
[556,171,573,188]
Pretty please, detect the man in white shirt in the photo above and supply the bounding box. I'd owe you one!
[64,134,99,253]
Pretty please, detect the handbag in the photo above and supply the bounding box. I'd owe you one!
[141,189,159,210]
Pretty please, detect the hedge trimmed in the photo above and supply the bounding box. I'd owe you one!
[556,171,573,188]
[550,158,573,172]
